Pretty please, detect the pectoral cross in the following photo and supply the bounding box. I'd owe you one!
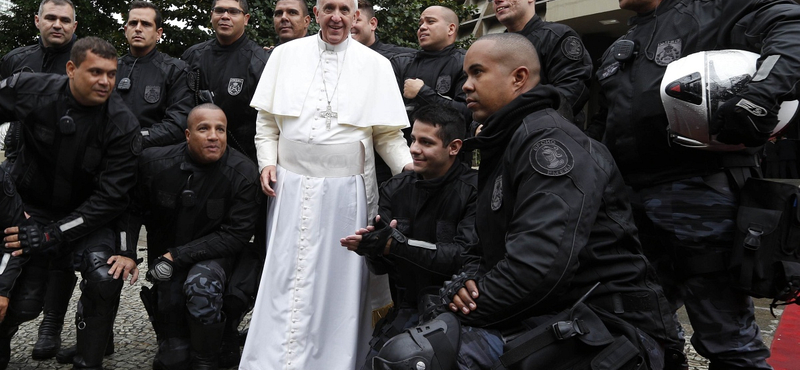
[320,104,337,130]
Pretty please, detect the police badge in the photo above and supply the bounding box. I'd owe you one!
[144,86,161,104]
[228,78,244,96]
[655,39,682,67]
[436,76,452,94]
[530,139,574,176]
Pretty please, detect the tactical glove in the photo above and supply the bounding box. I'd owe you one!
[357,217,407,257]
[10,222,62,255]
[439,272,477,306]
[712,96,776,147]
[146,256,174,282]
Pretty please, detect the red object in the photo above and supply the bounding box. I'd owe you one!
[769,304,800,370]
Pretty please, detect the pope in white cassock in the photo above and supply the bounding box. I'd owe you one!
[239,0,412,368]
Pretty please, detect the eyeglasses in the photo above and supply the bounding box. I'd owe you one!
[212,7,244,15]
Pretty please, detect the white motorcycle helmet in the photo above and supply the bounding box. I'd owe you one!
[660,49,799,151]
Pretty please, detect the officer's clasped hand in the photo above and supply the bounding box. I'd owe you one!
[712,96,776,147]
[146,256,174,282]
[4,222,62,256]
[357,217,407,257]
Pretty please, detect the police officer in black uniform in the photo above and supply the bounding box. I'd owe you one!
[376,33,682,370]
[491,0,592,126]
[117,1,193,149]
[390,6,470,142]
[0,0,81,361]
[341,105,477,369]
[593,0,800,368]
[181,2,268,365]
[181,0,269,163]
[134,104,259,370]
[0,36,140,370]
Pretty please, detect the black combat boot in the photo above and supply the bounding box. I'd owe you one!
[72,313,115,370]
[32,270,78,360]
[55,331,114,364]
[189,319,225,370]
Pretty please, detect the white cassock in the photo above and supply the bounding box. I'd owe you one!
[239,34,411,370]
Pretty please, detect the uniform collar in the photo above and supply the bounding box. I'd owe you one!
[213,34,248,51]
[418,44,456,58]
[122,47,158,63]
[414,161,468,190]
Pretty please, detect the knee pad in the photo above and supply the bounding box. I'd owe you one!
[79,247,115,283]
[373,312,461,370]
[184,266,225,324]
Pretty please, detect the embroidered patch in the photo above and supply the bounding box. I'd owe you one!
[491,176,503,211]
[655,39,682,66]
[597,62,620,81]
[530,139,574,176]
[436,76,452,94]
[144,85,161,104]
[227,78,244,96]
[561,36,584,61]
[130,132,143,155]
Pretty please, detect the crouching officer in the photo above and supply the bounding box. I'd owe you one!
[374,33,684,370]
[0,36,140,370]
[132,104,259,369]
[340,104,478,369]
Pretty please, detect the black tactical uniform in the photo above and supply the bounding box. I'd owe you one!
[181,36,269,162]
[514,15,592,125]
[182,35,269,366]
[0,34,77,361]
[369,35,416,60]
[593,1,800,368]
[0,35,76,159]
[390,45,471,137]
[116,48,193,148]
[0,72,140,369]
[0,35,75,77]
[362,162,477,368]
[134,142,259,369]
[446,85,680,368]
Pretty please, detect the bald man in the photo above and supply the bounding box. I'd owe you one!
[373,33,682,370]
[390,6,470,147]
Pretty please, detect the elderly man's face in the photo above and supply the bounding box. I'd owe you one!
[186,108,228,164]
[462,40,518,123]
[274,0,310,43]
[314,0,357,45]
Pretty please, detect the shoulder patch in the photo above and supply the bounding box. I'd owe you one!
[655,39,682,67]
[561,36,585,61]
[530,139,574,176]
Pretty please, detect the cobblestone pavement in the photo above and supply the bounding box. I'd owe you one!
[4,228,785,369]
